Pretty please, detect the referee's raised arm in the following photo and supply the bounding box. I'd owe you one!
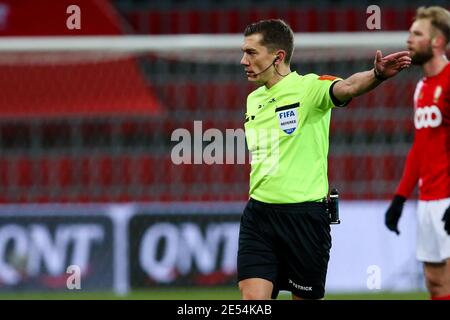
[331,50,411,102]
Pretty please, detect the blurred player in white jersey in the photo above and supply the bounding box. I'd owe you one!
[385,6,450,300]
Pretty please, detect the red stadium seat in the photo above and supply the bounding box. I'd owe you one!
[0,159,9,189]
[16,157,33,188]
[57,156,74,188]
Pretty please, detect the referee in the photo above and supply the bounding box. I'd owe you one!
[238,19,411,300]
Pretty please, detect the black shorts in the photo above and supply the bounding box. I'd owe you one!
[237,198,332,299]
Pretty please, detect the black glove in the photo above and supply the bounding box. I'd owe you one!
[442,206,450,235]
[385,195,406,235]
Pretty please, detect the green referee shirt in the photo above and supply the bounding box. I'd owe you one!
[244,71,347,204]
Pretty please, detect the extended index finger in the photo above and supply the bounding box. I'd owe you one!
[383,51,411,60]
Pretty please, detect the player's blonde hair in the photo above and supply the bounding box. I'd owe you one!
[415,6,450,45]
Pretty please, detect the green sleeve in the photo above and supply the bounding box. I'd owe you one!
[306,74,349,111]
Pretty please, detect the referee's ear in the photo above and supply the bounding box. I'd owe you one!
[274,50,286,65]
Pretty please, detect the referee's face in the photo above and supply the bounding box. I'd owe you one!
[241,33,277,84]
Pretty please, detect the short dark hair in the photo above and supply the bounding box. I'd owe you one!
[415,6,450,45]
[244,19,294,64]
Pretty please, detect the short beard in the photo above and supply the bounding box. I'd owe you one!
[411,46,433,65]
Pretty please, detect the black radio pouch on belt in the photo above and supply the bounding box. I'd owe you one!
[327,188,341,225]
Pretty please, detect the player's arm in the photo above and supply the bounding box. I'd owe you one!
[332,50,411,102]
[395,141,420,199]
[385,142,420,235]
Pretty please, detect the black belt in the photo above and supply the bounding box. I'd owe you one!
[248,197,326,211]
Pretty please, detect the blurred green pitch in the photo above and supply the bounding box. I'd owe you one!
[0,288,428,300]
